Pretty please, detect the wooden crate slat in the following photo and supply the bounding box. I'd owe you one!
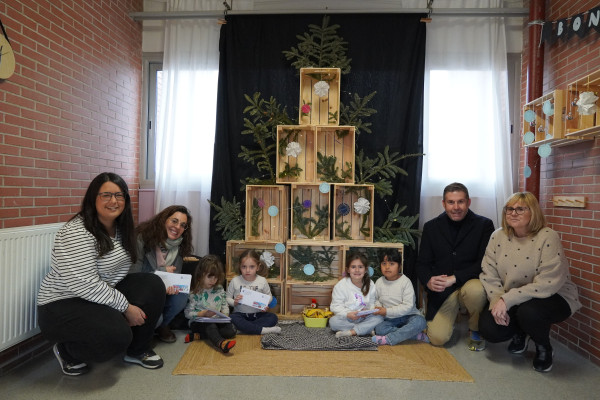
[290,183,331,241]
[285,282,334,314]
[225,240,285,281]
[299,68,341,126]
[332,184,375,243]
[245,185,289,242]
[286,240,343,284]
[316,125,355,183]
[276,125,316,184]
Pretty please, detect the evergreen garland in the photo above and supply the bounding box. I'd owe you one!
[207,196,245,241]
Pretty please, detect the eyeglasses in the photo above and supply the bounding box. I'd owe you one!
[504,206,529,215]
[167,217,188,230]
[98,192,126,202]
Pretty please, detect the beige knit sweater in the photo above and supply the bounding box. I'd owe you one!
[480,227,581,315]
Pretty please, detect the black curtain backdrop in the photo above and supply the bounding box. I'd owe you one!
[209,14,426,283]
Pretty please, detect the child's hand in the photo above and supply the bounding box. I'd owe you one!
[203,310,215,317]
[347,311,359,321]
[374,306,387,316]
[234,294,243,305]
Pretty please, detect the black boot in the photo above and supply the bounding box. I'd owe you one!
[533,342,553,372]
[507,332,529,354]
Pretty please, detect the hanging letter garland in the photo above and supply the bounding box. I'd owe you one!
[540,6,600,46]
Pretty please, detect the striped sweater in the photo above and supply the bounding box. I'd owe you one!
[37,216,131,312]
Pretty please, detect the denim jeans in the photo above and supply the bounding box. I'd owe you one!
[329,314,384,336]
[374,313,427,345]
[160,292,188,327]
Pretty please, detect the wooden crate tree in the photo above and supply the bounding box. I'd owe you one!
[299,68,341,126]
[245,185,289,242]
[276,125,316,183]
[284,282,334,314]
[522,90,565,144]
[286,241,343,284]
[333,184,375,242]
[290,183,330,241]
[316,125,355,183]
[344,243,404,282]
[225,240,285,281]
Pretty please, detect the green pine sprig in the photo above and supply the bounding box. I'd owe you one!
[373,203,421,249]
[206,196,245,241]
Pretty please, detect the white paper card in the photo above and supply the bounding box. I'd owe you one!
[193,309,231,323]
[239,287,270,311]
[356,309,377,317]
[154,271,192,294]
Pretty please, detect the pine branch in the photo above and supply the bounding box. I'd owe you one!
[339,91,377,137]
[207,196,245,241]
[283,16,351,73]
[373,203,421,249]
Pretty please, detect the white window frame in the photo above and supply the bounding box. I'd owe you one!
[140,52,163,189]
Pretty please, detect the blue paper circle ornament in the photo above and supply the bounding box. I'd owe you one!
[319,182,330,193]
[368,266,375,277]
[542,100,554,116]
[523,165,532,178]
[538,143,552,158]
[523,132,535,145]
[274,243,286,254]
[303,264,315,276]
[524,109,536,123]
[267,205,279,217]
[268,296,277,308]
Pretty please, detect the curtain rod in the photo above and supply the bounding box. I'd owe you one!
[129,8,529,21]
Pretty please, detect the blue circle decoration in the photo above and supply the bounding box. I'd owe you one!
[303,264,315,275]
[542,100,554,116]
[523,132,535,145]
[538,143,552,158]
[524,165,532,178]
[268,205,279,217]
[368,266,375,277]
[337,203,350,216]
[274,243,286,253]
[319,182,330,193]
[524,109,535,123]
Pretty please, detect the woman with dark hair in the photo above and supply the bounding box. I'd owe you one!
[130,205,194,343]
[37,172,166,376]
[479,192,581,372]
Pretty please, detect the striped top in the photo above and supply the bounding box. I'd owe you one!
[37,216,131,312]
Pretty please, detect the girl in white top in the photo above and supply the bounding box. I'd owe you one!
[226,249,280,335]
[329,252,384,338]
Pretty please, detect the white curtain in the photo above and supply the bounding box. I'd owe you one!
[420,0,513,228]
[155,0,222,256]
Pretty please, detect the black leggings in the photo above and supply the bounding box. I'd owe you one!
[37,273,165,362]
[479,293,571,346]
[189,321,236,347]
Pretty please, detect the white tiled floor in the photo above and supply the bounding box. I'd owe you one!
[0,320,598,400]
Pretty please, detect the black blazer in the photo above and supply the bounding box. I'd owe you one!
[416,209,494,320]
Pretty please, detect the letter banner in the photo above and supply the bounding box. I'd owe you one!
[540,6,600,46]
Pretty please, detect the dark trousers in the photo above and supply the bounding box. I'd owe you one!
[230,311,278,335]
[37,273,165,362]
[189,321,236,347]
[479,294,571,347]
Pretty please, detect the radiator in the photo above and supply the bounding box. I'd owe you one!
[0,223,62,352]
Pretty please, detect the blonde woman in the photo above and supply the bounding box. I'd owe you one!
[479,192,581,372]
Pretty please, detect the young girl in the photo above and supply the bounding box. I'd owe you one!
[372,249,428,345]
[184,255,236,353]
[226,249,281,335]
[329,252,383,338]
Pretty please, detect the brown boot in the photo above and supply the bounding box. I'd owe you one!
[156,325,176,343]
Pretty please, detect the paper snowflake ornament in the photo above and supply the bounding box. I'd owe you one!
[314,80,330,97]
[260,251,275,268]
[353,197,371,214]
[286,141,302,157]
[576,91,599,115]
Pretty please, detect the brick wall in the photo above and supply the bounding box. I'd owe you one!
[0,0,143,229]
[520,0,600,365]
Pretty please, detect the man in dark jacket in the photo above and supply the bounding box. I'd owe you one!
[417,183,494,351]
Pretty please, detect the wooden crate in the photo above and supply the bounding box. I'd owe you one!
[290,183,331,241]
[299,68,341,126]
[245,185,289,242]
[284,282,334,315]
[564,69,600,139]
[332,184,375,243]
[225,240,285,281]
[522,90,565,144]
[286,240,343,284]
[226,278,284,315]
[276,125,316,183]
[343,243,404,282]
[315,125,355,183]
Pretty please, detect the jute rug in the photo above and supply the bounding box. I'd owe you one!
[172,335,473,382]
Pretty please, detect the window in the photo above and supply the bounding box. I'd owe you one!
[140,53,163,189]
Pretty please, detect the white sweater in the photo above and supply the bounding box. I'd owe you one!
[330,277,377,318]
[226,275,272,314]
[374,274,420,319]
